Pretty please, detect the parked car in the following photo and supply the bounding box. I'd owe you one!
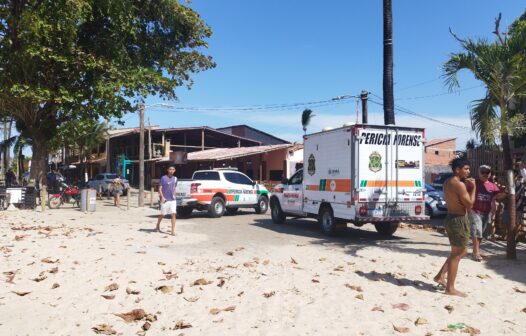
[87,173,130,195]
[175,168,270,218]
[431,172,453,190]
[425,184,447,217]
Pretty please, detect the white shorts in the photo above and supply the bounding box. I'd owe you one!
[160,200,177,215]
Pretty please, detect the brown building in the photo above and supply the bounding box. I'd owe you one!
[424,138,456,183]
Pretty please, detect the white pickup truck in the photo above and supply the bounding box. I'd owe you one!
[175,169,270,218]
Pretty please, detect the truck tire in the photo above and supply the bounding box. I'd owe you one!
[226,207,239,216]
[374,222,399,236]
[177,206,193,218]
[255,195,269,214]
[208,196,225,218]
[318,206,337,236]
[270,198,286,224]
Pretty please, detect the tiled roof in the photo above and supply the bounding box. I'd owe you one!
[187,144,295,161]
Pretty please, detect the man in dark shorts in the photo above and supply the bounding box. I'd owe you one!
[433,158,476,297]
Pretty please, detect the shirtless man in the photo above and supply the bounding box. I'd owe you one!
[434,158,476,297]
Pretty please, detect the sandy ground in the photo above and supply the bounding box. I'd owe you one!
[1,197,525,336]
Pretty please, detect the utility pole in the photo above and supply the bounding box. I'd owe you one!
[139,102,145,207]
[361,91,368,124]
[148,117,152,160]
[383,0,395,125]
[506,170,516,259]
[105,122,110,173]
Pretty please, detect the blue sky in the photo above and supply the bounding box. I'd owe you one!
[123,0,525,149]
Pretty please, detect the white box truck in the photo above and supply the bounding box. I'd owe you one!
[270,124,428,236]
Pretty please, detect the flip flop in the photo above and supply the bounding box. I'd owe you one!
[472,255,483,262]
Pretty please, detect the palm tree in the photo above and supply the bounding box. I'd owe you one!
[301,109,315,135]
[383,0,395,125]
[443,13,526,170]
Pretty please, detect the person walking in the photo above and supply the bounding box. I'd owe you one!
[156,164,178,236]
[434,158,476,297]
[468,165,506,261]
[110,174,125,207]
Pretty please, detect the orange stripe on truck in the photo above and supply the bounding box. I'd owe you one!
[306,179,352,192]
[364,180,416,187]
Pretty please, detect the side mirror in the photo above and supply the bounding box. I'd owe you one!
[252,181,256,186]
[281,178,289,184]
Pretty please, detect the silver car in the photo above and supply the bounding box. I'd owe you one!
[425,184,447,217]
[87,173,129,195]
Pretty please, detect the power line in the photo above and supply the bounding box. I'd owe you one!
[396,85,483,101]
[396,77,442,91]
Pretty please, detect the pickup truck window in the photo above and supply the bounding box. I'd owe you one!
[224,172,253,185]
[193,171,220,180]
[289,170,303,185]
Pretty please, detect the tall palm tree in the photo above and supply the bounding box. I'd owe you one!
[383,0,395,125]
[443,13,526,170]
[301,109,315,135]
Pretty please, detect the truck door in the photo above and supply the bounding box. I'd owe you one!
[281,169,303,214]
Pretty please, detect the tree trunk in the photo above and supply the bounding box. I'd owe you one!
[30,133,48,187]
[502,133,516,259]
[501,133,513,171]
[383,0,395,125]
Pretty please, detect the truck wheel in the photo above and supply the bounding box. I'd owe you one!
[270,198,286,224]
[177,206,193,218]
[319,206,337,236]
[208,196,225,218]
[226,207,239,215]
[374,222,399,236]
[48,196,62,209]
[425,204,433,217]
[255,195,269,214]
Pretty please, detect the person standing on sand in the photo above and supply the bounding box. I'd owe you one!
[434,158,476,297]
[156,164,178,236]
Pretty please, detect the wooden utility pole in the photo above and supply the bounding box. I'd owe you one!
[383,0,395,125]
[361,91,368,124]
[139,102,145,207]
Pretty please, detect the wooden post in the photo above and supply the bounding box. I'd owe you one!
[150,187,154,208]
[506,170,516,259]
[127,187,130,210]
[40,185,47,212]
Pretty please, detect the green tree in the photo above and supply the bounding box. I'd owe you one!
[0,0,215,183]
[301,109,315,135]
[443,12,526,170]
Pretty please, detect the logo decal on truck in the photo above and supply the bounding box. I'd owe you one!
[307,154,316,176]
[368,151,382,173]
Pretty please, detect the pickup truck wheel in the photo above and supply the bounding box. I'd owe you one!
[177,206,193,218]
[226,207,239,215]
[208,196,225,218]
[374,222,399,236]
[319,206,337,236]
[270,198,286,224]
[255,195,269,214]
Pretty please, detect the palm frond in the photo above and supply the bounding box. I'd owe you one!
[470,95,498,146]
[301,109,315,133]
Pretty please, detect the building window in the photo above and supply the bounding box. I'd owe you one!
[435,150,439,155]
[269,170,284,181]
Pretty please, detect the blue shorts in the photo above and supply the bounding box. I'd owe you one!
[469,212,490,239]
[112,189,123,196]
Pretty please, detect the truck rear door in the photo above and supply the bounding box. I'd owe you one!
[356,127,424,218]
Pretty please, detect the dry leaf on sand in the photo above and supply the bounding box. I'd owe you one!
[392,303,410,311]
[263,260,270,265]
[345,284,363,292]
[155,285,173,294]
[213,319,224,323]
[393,324,410,333]
[355,294,364,300]
[41,257,59,264]
[144,314,157,322]
[226,251,234,256]
[477,274,491,279]
[162,270,178,280]
[290,257,298,264]
[243,262,254,268]
[177,285,184,294]
[224,305,236,312]
[48,267,58,274]
[51,283,60,289]
[371,305,384,312]
[193,278,212,286]
[104,283,119,292]
[237,291,244,297]
[217,279,226,288]
[444,304,454,314]
[92,324,116,335]
[31,273,47,282]
[210,308,221,315]
[174,320,192,329]
[142,322,151,331]
[114,309,145,323]
[12,291,31,296]
[101,294,115,300]
[263,291,275,298]
[312,279,320,283]
[4,271,16,283]
[521,307,526,313]
[334,265,344,272]
[184,296,199,302]
[513,287,526,294]
[126,288,140,295]
[415,317,428,326]
[234,247,244,251]
[462,326,481,335]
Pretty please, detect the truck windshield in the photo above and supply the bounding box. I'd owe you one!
[193,171,220,180]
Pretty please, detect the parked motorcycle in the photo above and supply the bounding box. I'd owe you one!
[48,182,81,209]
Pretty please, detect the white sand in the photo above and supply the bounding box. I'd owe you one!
[1,203,525,335]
